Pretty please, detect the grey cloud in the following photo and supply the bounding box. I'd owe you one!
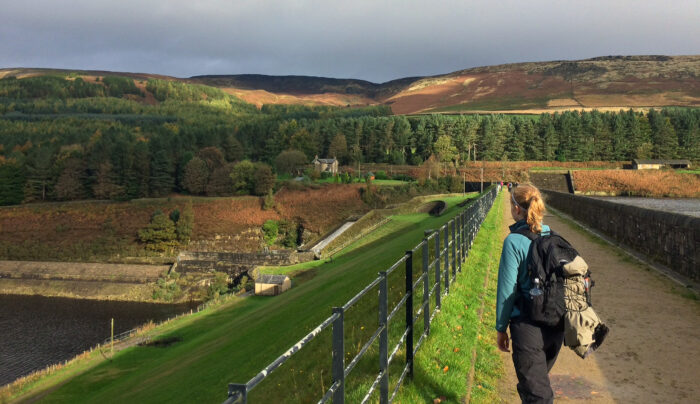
[1,0,699,82]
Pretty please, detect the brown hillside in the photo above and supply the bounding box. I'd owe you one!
[387,55,700,114]
[0,185,368,261]
[3,55,699,113]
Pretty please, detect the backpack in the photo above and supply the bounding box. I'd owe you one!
[515,228,587,327]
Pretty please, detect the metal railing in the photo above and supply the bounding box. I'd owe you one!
[224,186,499,404]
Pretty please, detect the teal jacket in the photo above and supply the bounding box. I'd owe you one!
[495,219,550,332]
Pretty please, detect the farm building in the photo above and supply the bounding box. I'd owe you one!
[313,156,338,175]
[255,274,291,296]
[632,159,691,170]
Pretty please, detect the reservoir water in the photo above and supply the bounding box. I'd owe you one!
[0,294,194,386]
[591,197,700,217]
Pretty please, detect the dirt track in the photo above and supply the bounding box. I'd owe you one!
[496,193,700,403]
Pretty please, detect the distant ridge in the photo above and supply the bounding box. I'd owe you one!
[3,55,699,113]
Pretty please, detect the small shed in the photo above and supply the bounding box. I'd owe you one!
[255,274,291,296]
[632,159,691,170]
[313,156,338,175]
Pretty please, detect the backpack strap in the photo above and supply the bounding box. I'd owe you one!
[514,227,539,240]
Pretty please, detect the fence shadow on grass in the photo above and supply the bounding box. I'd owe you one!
[225,186,500,404]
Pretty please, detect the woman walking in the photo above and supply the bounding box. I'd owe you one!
[496,184,564,403]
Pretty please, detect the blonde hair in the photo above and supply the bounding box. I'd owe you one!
[512,184,546,234]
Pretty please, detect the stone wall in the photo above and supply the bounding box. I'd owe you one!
[542,190,700,281]
[530,173,572,193]
[174,250,315,276]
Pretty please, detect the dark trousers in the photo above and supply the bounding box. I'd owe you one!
[509,318,564,404]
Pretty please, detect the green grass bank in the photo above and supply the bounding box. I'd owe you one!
[393,188,506,403]
[5,192,501,403]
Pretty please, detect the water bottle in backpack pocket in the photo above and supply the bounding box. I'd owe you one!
[523,271,567,327]
[516,229,574,327]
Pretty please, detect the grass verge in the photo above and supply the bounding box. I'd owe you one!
[393,190,506,403]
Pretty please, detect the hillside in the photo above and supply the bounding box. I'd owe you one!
[191,55,700,113]
[4,55,699,113]
[387,55,700,114]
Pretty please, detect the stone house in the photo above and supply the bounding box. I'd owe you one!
[313,156,338,175]
[255,274,291,296]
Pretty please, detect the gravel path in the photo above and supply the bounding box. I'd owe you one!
[497,193,700,403]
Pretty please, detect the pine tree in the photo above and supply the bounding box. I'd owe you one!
[328,134,348,163]
[149,150,174,197]
[0,162,25,205]
[55,157,87,200]
[176,203,194,245]
[651,116,678,159]
[24,146,55,202]
[138,210,178,252]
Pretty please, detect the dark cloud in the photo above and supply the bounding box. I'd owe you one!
[1,0,699,82]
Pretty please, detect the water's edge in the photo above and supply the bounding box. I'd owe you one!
[0,294,195,387]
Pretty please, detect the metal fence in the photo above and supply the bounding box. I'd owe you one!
[224,186,499,404]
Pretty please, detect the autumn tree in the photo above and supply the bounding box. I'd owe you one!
[197,146,226,171]
[253,163,275,196]
[182,157,209,195]
[206,162,236,196]
[275,149,307,176]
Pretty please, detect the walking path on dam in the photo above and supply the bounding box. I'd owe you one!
[496,193,700,403]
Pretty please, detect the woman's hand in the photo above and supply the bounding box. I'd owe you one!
[497,331,510,352]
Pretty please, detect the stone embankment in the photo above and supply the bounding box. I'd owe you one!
[0,260,170,301]
[174,250,316,278]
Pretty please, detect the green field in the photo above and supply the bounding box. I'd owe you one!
[11,193,495,403]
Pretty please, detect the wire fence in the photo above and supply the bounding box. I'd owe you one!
[224,185,500,404]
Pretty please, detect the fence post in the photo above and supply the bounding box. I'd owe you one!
[228,384,247,404]
[469,210,475,248]
[422,235,430,337]
[378,272,389,404]
[451,220,457,280]
[461,212,466,262]
[332,307,345,404]
[457,213,462,272]
[434,231,441,309]
[443,225,449,295]
[405,250,414,380]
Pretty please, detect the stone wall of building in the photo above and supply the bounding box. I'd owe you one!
[542,190,699,281]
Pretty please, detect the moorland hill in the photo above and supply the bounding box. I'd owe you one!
[3,55,699,113]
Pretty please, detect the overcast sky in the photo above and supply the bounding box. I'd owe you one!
[2,0,699,83]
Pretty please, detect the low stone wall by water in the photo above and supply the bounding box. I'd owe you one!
[174,250,315,276]
[542,190,699,281]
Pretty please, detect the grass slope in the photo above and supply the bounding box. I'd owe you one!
[393,189,506,403]
[16,195,479,404]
